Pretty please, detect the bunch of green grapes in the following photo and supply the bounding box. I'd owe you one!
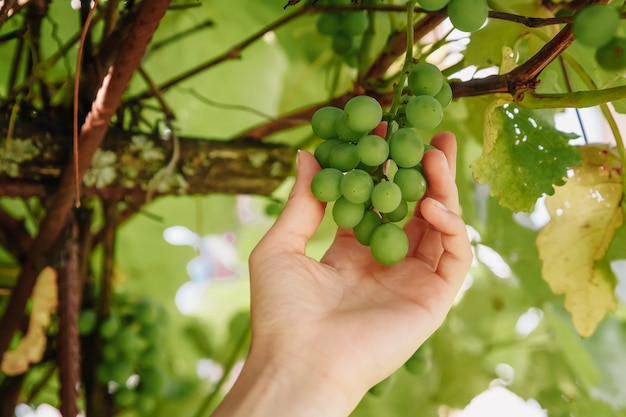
[85,296,168,414]
[316,1,369,67]
[311,95,428,266]
[571,4,625,71]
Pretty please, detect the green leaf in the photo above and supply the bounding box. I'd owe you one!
[536,145,623,337]
[471,104,581,212]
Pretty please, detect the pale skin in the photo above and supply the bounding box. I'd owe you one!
[211,132,472,417]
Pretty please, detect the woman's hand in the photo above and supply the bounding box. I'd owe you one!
[212,132,472,417]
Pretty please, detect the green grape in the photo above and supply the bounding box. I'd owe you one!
[369,223,409,265]
[328,143,360,171]
[389,128,424,168]
[342,11,369,35]
[113,388,137,408]
[357,134,389,166]
[344,95,383,133]
[314,139,343,167]
[340,169,374,204]
[404,347,432,375]
[311,168,343,202]
[135,299,159,324]
[96,364,113,384]
[101,343,119,362]
[343,50,359,68]
[353,210,382,245]
[109,361,135,385]
[140,323,162,342]
[407,62,443,96]
[573,5,619,48]
[332,197,365,228]
[393,168,427,201]
[371,181,402,213]
[433,81,452,108]
[139,367,166,396]
[447,0,488,33]
[332,31,353,55]
[596,37,626,71]
[311,106,342,139]
[78,309,98,335]
[99,314,121,339]
[405,95,443,130]
[317,13,342,36]
[418,0,449,11]
[335,112,366,142]
[136,394,157,414]
[368,373,396,396]
[386,200,408,222]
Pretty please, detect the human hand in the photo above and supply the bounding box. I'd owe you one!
[212,132,472,417]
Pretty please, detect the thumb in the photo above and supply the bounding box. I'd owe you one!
[257,150,325,255]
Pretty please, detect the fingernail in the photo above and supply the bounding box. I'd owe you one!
[296,149,302,170]
[428,197,449,212]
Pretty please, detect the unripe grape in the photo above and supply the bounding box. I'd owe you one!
[386,200,408,222]
[573,5,619,48]
[342,11,368,35]
[99,314,121,339]
[371,181,402,213]
[314,139,343,168]
[329,143,360,171]
[344,95,383,133]
[404,347,431,375]
[357,134,389,166]
[332,31,353,55]
[596,37,626,71]
[405,95,443,130]
[311,106,342,139]
[408,62,443,96]
[389,128,424,168]
[340,169,374,204]
[333,197,365,228]
[433,81,453,108]
[140,367,166,396]
[369,224,409,265]
[113,388,137,408]
[335,113,366,142]
[447,0,488,32]
[393,168,427,201]
[418,0,449,11]
[78,309,98,335]
[317,13,342,36]
[311,168,343,202]
[353,210,382,245]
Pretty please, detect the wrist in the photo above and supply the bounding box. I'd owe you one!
[212,342,362,417]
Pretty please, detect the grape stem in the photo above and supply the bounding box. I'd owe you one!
[386,0,418,139]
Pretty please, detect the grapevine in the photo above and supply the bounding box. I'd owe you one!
[309,0,451,265]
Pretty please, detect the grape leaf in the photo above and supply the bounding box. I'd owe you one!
[1,267,58,376]
[536,144,623,337]
[471,103,581,212]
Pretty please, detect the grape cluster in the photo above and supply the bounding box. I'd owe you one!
[572,5,625,71]
[82,296,168,414]
[315,0,369,67]
[417,0,488,33]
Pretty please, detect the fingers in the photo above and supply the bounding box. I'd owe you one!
[420,133,460,215]
[419,197,472,284]
[255,151,325,256]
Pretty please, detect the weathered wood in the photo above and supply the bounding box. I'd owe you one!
[0,120,295,199]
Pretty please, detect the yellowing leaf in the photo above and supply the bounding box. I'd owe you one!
[536,145,623,337]
[1,267,58,376]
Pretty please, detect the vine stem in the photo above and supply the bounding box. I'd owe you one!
[387,0,417,123]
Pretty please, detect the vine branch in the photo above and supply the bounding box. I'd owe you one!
[0,0,173,362]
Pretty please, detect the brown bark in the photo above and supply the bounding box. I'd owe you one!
[0,0,173,364]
